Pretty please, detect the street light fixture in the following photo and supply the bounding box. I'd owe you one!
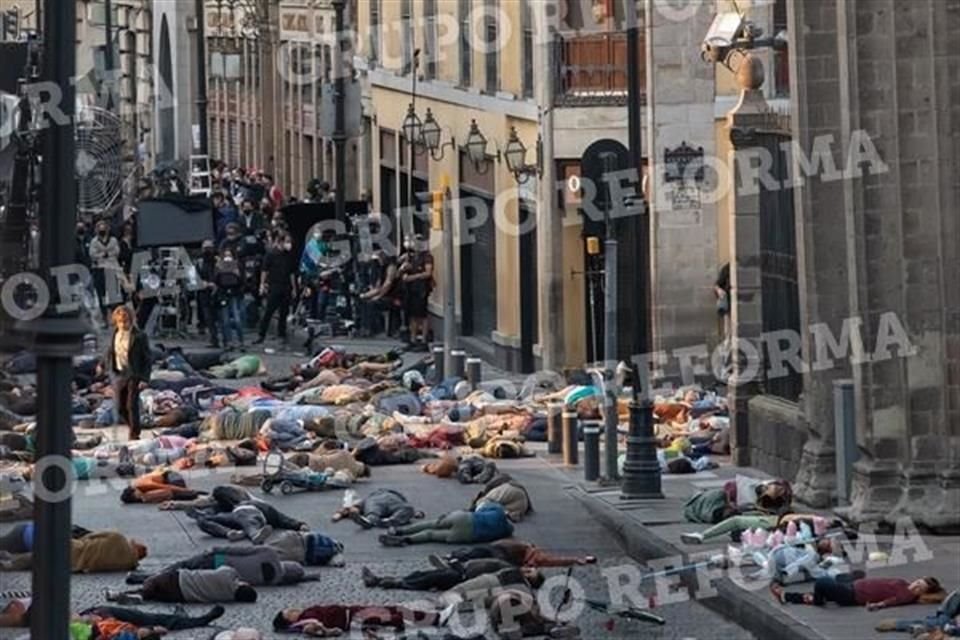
[401,102,422,150]
[465,119,497,175]
[503,125,542,184]
[419,108,454,161]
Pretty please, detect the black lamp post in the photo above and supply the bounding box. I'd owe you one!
[21,1,89,637]
[619,0,662,501]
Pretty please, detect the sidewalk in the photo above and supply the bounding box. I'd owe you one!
[538,447,960,640]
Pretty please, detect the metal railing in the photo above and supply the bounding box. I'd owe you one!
[555,32,645,107]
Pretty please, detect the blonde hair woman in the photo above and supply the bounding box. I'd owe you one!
[103,306,152,440]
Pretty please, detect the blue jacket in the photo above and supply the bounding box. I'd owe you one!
[471,503,513,542]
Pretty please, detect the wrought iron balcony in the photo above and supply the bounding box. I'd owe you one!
[555,31,645,107]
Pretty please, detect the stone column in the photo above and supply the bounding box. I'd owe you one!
[645,0,719,369]
[786,0,848,508]
[724,60,768,467]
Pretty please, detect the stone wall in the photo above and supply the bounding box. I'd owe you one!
[747,396,808,482]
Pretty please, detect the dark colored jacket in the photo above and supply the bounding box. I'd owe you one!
[103,328,152,382]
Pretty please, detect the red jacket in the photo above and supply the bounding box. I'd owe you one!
[854,579,916,607]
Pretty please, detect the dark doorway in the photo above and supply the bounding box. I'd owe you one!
[459,190,496,340]
[379,167,397,249]
[519,202,538,373]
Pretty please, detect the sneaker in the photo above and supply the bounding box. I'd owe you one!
[428,554,450,570]
[680,532,704,545]
[379,534,407,547]
[349,511,374,530]
[226,529,246,542]
[251,525,273,544]
[438,602,458,627]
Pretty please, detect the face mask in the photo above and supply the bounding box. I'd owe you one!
[223,256,234,263]
[283,243,292,251]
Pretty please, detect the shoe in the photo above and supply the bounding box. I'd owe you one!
[548,625,580,639]
[226,529,246,542]
[874,620,897,632]
[203,605,226,624]
[379,534,407,547]
[438,602,458,627]
[361,566,379,587]
[125,570,150,585]
[387,526,399,536]
[349,511,374,530]
[680,532,704,545]
[428,554,450,570]
[251,525,273,544]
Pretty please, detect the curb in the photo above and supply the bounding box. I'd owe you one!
[571,488,827,640]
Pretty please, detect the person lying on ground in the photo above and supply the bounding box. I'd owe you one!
[0,529,147,572]
[186,503,275,544]
[363,560,542,595]
[876,589,960,634]
[741,537,853,585]
[161,485,307,531]
[443,539,597,567]
[470,475,533,522]
[287,449,370,480]
[273,604,439,637]
[771,575,944,609]
[125,545,314,586]
[107,566,258,604]
[379,504,513,547]
[72,604,226,639]
[120,469,206,504]
[353,436,437,467]
[263,530,345,567]
[332,488,423,529]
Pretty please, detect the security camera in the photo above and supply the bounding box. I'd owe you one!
[700,11,744,63]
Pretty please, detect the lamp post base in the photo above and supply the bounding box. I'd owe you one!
[620,399,664,500]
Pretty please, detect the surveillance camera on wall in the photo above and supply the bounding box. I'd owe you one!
[700,11,745,63]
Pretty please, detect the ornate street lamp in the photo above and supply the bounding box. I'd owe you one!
[401,102,422,150]
[503,125,542,184]
[419,108,454,161]
[465,119,497,174]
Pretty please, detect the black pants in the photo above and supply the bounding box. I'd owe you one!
[379,567,464,591]
[447,545,511,564]
[80,605,223,631]
[210,486,305,530]
[258,291,291,339]
[784,576,857,606]
[114,376,142,439]
[0,524,29,553]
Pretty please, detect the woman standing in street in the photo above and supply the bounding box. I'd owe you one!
[103,306,152,440]
[215,247,246,350]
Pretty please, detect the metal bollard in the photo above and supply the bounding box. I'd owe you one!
[547,403,563,454]
[562,411,579,466]
[833,379,857,505]
[451,349,467,379]
[432,346,445,381]
[466,357,483,389]
[583,421,601,481]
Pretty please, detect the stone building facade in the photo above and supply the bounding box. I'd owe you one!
[726,0,960,528]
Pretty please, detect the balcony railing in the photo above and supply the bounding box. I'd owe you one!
[555,32,645,107]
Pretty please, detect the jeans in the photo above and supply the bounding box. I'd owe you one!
[784,576,857,606]
[378,567,464,591]
[196,505,266,540]
[219,295,244,345]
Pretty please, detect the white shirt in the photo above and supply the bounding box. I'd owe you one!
[114,329,131,372]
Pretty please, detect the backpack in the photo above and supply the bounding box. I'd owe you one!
[304,533,343,566]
